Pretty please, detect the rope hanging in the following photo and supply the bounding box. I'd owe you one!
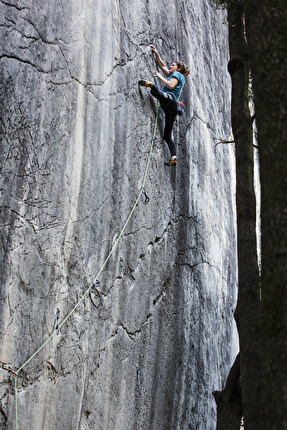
[13,104,160,430]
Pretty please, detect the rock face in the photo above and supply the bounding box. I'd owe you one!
[0,1,238,429]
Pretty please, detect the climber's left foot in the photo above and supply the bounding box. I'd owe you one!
[138,80,154,87]
[165,157,177,166]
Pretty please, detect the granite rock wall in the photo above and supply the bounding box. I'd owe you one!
[0,1,238,429]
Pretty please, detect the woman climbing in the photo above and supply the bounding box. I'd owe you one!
[139,44,190,166]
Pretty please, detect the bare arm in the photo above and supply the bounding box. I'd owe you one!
[150,45,170,77]
[154,71,178,89]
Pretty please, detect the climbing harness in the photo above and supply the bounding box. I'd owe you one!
[169,93,185,116]
[11,104,160,430]
[177,101,185,116]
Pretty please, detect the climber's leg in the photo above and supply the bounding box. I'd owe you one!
[163,112,177,157]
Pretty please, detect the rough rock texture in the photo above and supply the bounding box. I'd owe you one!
[0,1,238,429]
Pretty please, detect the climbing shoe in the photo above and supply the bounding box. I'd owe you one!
[165,157,177,166]
[138,80,154,87]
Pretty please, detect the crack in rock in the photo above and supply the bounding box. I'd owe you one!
[1,1,28,11]
[109,313,153,342]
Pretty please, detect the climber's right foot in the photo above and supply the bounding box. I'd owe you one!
[165,157,178,166]
[138,80,154,87]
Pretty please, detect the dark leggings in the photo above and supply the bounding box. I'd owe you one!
[150,85,177,156]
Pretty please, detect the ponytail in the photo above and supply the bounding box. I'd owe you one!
[175,61,190,77]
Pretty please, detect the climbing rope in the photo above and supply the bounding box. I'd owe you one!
[13,104,160,430]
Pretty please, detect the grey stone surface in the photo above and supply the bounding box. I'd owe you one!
[0,1,238,429]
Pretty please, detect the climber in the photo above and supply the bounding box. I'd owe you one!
[139,44,190,166]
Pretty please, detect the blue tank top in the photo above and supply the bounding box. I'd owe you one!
[162,71,185,100]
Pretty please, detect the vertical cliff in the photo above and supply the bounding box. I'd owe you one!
[0,1,237,429]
